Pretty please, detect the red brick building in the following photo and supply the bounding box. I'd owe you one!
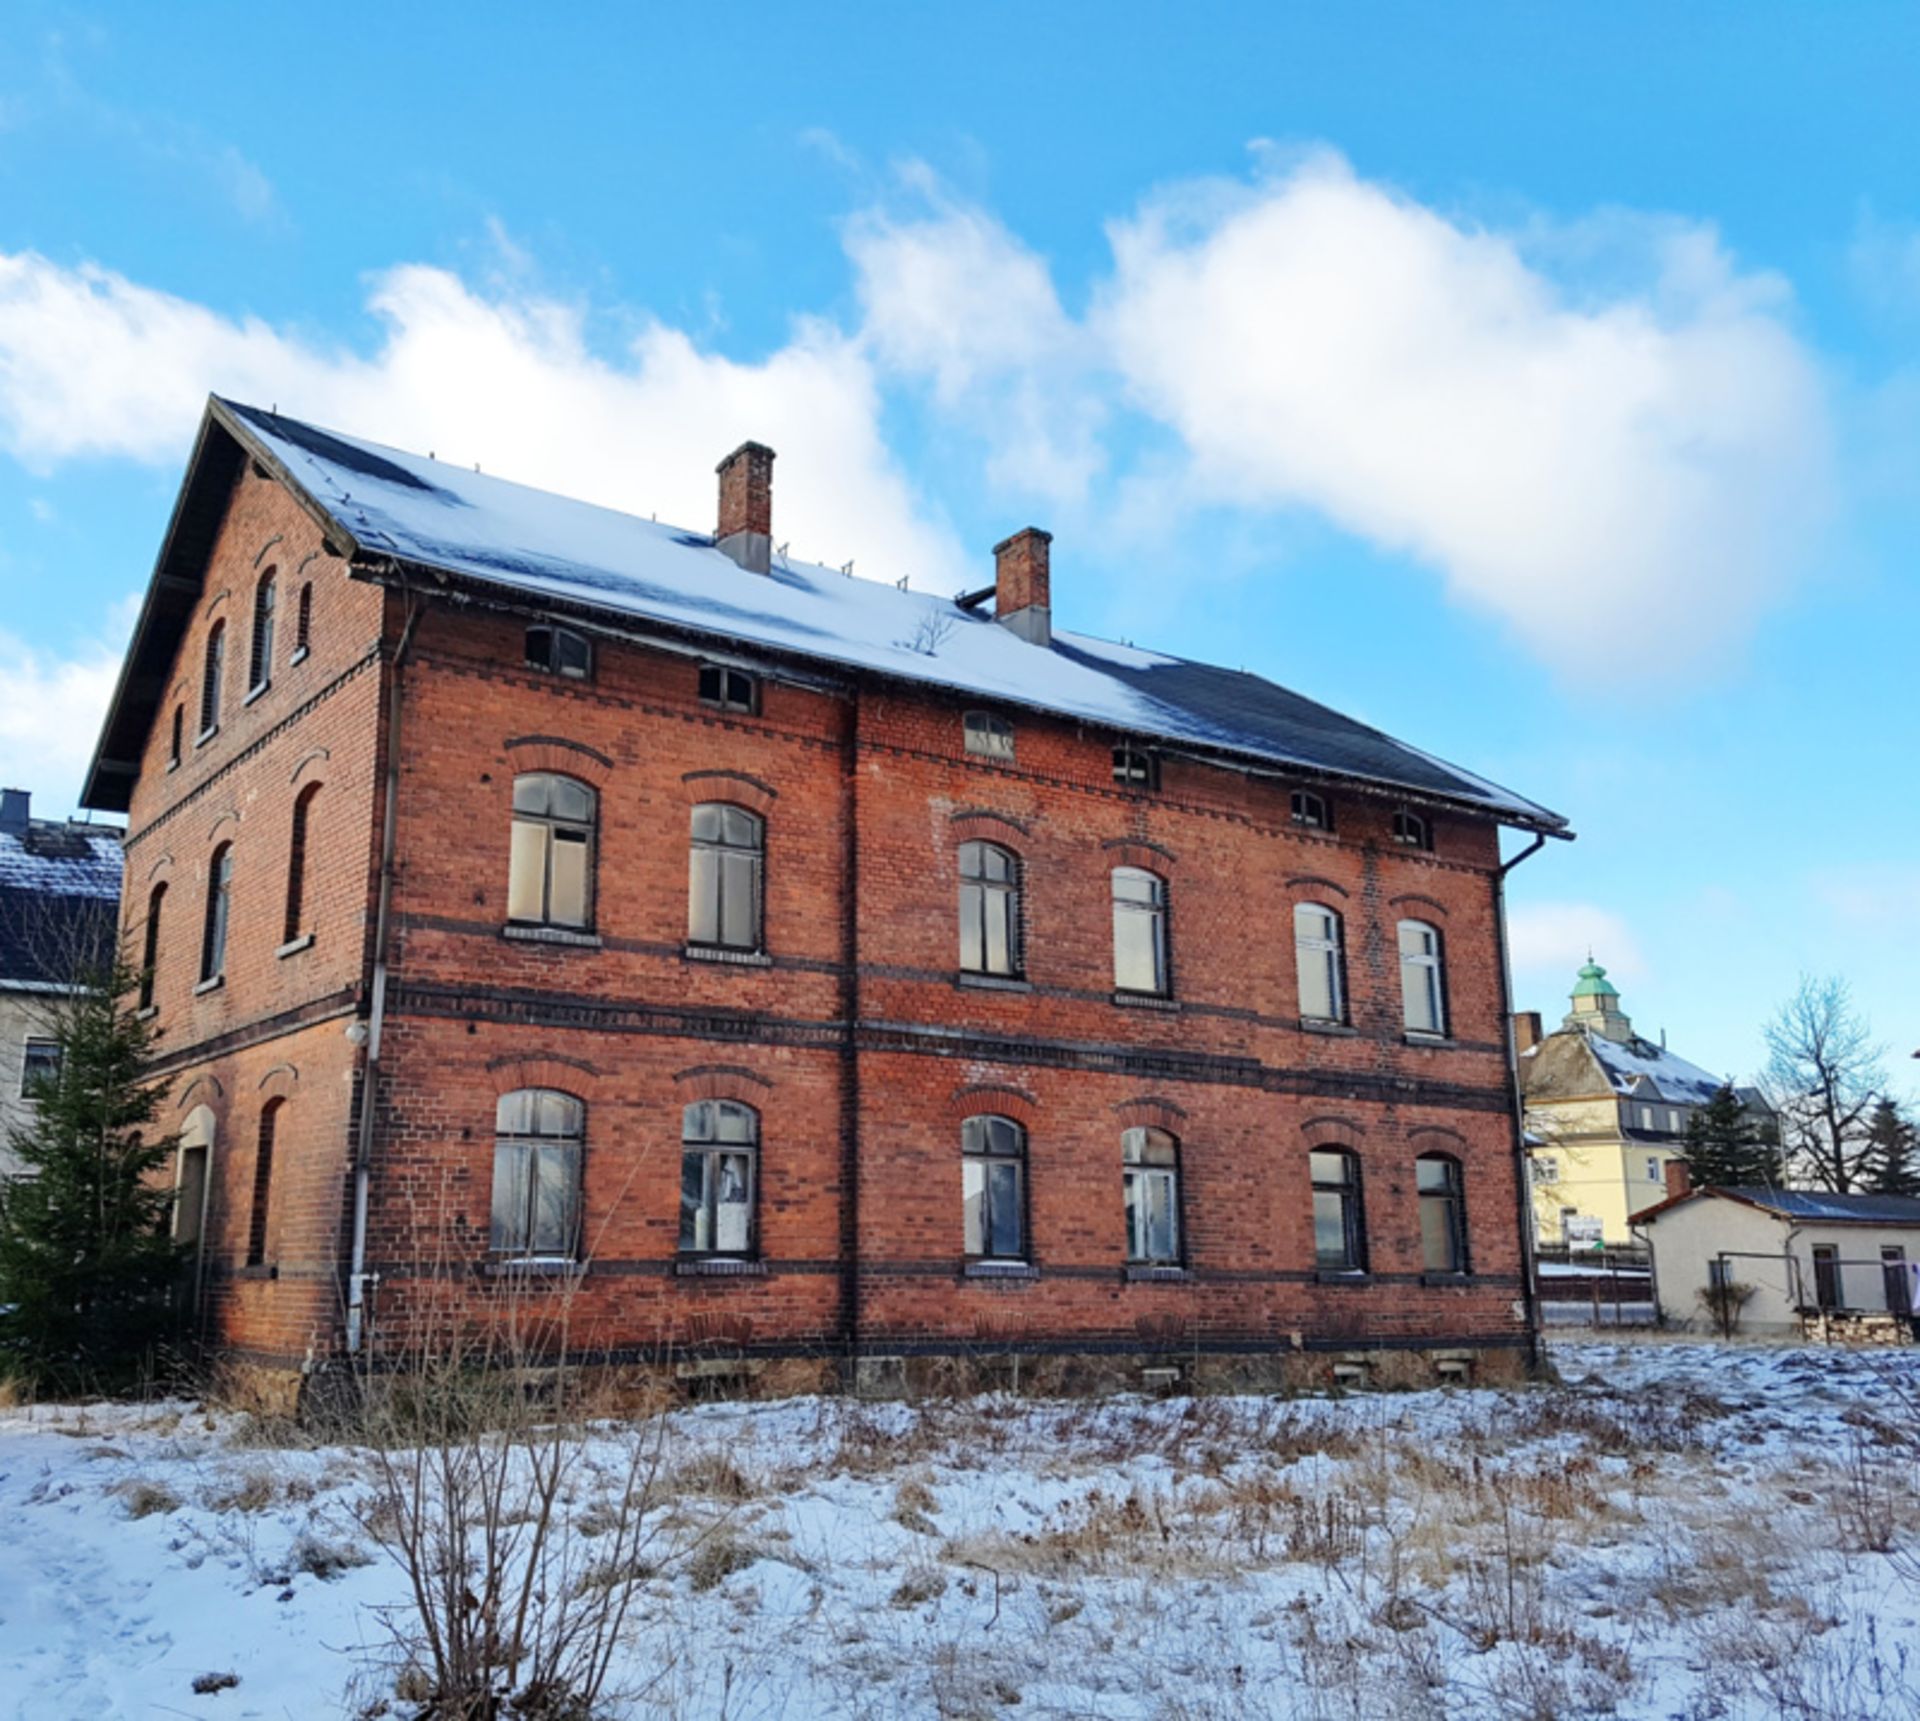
[83,398,1569,1401]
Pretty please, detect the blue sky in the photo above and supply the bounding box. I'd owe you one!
[0,2,1914,1098]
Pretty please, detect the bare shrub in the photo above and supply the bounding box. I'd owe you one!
[118,1477,181,1518]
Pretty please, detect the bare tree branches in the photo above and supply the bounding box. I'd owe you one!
[1762,976,1886,1192]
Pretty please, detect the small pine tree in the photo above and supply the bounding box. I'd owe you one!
[0,960,184,1392]
[1863,1098,1920,1198]
[1680,1085,1782,1189]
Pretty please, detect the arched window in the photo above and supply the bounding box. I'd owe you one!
[963,710,1015,760]
[1291,790,1332,831]
[508,773,595,929]
[680,1100,758,1256]
[1293,903,1345,1024]
[199,620,225,737]
[525,623,592,680]
[249,570,277,693]
[175,1105,215,1252]
[958,841,1020,977]
[1122,1127,1180,1263]
[1391,808,1431,850]
[1398,920,1447,1036]
[168,705,183,770]
[962,1115,1026,1260]
[688,804,763,950]
[1112,867,1169,995]
[1418,1155,1467,1274]
[138,881,166,1010]
[200,843,232,982]
[284,783,319,944]
[293,582,313,660]
[247,1098,282,1267]
[491,1089,583,1259]
[1310,1148,1365,1273]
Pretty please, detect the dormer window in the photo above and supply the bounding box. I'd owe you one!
[1112,745,1157,789]
[698,663,759,713]
[525,624,592,680]
[1291,790,1331,831]
[963,711,1015,761]
[1391,809,1431,850]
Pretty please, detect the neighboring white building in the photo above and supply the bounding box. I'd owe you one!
[1633,1183,1920,1335]
[0,789,123,1173]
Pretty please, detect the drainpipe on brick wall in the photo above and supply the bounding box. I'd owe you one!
[346,588,422,1355]
[1494,831,1548,1374]
[837,687,863,1376]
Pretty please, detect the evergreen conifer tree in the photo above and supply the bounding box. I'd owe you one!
[1680,1085,1781,1188]
[1863,1097,1920,1198]
[0,960,183,1392]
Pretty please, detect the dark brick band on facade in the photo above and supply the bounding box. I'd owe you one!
[83,399,1569,1404]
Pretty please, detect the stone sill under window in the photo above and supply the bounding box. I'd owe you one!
[165,758,180,775]
[1313,1269,1372,1286]
[503,923,602,948]
[195,726,219,750]
[963,1260,1037,1280]
[956,972,1031,993]
[234,1263,278,1282]
[244,681,270,707]
[1299,1018,1358,1037]
[134,1004,159,1022]
[1402,1032,1454,1049]
[193,975,224,996]
[290,646,311,667]
[676,1257,768,1278]
[1124,1264,1191,1283]
[683,944,772,968]
[484,1257,584,1279]
[276,933,314,959]
[1113,990,1177,1011]
[1420,1271,1474,1287]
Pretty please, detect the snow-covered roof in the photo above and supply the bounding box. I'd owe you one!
[84,397,1567,829]
[1727,1188,1920,1225]
[1583,1033,1729,1107]
[0,819,123,988]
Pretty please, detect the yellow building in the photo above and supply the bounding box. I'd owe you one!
[1517,962,1745,1248]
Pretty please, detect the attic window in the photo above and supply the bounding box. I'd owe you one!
[1391,809,1431,850]
[526,625,592,681]
[1112,745,1157,789]
[964,711,1015,761]
[1291,790,1332,831]
[699,664,759,713]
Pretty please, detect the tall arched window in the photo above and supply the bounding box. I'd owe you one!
[491,1089,583,1260]
[247,1098,281,1267]
[962,1115,1026,1260]
[1310,1148,1365,1273]
[1112,868,1169,995]
[168,705,183,769]
[1417,1155,1467,1274]
[688,804,764,950]
[284,783,319,944]
[199,620,225,737]
[200,843,232,982]
[248,570,277,693]
[1398,920,1447,1036]
[1293,902,1345,1024]
[137,882,166,1010]
[508,774,595,929]
[680,1100,758,1256]
[293,582,313,660]
[1122,1127,1181,1263]
[958,841,1020,977]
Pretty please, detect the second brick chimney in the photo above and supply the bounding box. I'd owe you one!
[715,441,775,574]
[1664,1159,1693,1201]
[993,527,1052,645]
[1512,1011,1543,1055]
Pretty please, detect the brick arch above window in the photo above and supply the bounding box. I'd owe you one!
[204,587,232,616]
[256,1063,300,1100]
[1408,1124,1469,1153]
[946,1082,1038,1130]
[142,850,175,885]
[1102,837,1178,872]
[949,806,1030,839]
[205,807,242,844]
[482,1051,606,1094]
[252,534,284,568]
[1389,893,1450,919]
[1112,1094,1188,1133]
[503,735,615,788]
[289,747,331,787]
[679,769,776,816]
[671,1063,776,1105]
[1283,872,1350,899]
[177,1074,226,1108]
[1301,1114,1366,1151]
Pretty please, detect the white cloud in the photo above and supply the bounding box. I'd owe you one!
[0,252,969,592]
[1506,900,1647,992]
[0,597,139,815]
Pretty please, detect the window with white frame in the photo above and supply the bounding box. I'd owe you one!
[688,803,764,950]
[491,1089,582,1260]
[508,773,595,929]
[1122,1127,1180,1263]
[1111,867,1169,994]
[962,1115,1026,1259]
[1397,919,1447,1035]
[19,1037,60,1097]
[963,710,1015,760]
[1293,902,1346,1023]
[1530,1156,1560,1185]
[958,840,1020,976]
[680,1100,758,1256]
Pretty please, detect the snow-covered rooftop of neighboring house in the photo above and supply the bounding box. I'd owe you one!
[205,400,1564,831]
[0,817,123,988]
[1721,1188,1920,1225]
[1580,1030,1729,1106]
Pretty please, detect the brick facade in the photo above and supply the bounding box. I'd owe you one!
[107,444,1542,1402]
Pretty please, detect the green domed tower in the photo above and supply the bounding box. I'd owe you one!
[1563,959,1633,1042]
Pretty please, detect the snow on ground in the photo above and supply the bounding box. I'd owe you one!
[1,1338,1917,1720]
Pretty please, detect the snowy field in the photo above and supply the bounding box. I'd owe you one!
[1,1338,1917,1720]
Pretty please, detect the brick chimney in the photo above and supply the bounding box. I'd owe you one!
[0,788,28,835]
[715,441,775,574]
[1512,1011,1543,1054]
[1664,1159,1693,1200]
[993,527,1052,646]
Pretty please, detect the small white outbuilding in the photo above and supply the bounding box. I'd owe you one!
[1632,1183,1920,1336]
